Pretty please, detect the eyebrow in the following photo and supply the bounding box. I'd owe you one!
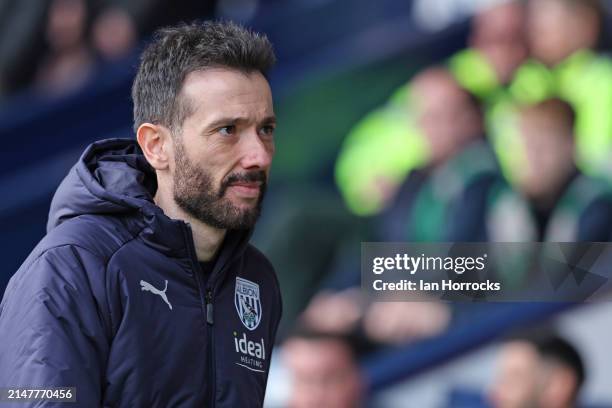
[205,115,277,131]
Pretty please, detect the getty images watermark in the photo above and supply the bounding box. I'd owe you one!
[361,243,612,302]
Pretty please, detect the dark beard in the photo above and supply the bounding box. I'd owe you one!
[172,137,267,230]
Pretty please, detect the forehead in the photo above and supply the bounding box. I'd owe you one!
[180,68,273,120]
[412,73,465,107]
[285,339,353,372]
[478,2,524,32]
[528,0,571,17]
[500,342,539,369]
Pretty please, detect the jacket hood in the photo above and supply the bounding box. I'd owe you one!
[47,138,252,262]
[48,138,157,232]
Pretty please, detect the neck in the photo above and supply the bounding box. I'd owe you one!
[154,188,226,262]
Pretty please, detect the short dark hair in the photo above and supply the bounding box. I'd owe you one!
[507,331,586,396]
[536,335,586,392]
[284,324,376,358]
[131,20,276,133]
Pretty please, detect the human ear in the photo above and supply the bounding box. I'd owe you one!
[136,123,171,171]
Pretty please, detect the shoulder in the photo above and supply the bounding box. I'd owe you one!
[35,213,143,265]
[2,243,105,323]
[6,213,141,299]
[2,215,141,335]
[10,210,142,290]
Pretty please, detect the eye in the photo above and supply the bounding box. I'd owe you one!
[218,125,236,136]
[259,125,275,137]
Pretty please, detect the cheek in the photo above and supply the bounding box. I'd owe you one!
[213,166,233,186]
[269,141,276,156]
[266,142,276,164]
[255,136,275,155]
[200,148,235,180]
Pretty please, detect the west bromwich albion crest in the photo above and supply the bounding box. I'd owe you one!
[235,277,262,330]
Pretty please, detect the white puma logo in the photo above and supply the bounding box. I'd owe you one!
[140,279,173,310]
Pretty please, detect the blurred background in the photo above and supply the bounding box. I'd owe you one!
[1,0,612,406]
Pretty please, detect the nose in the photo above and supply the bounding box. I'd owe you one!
[240,131,274,170]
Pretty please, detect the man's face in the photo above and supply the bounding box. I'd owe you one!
[527,0,599,66]
[412,72,480,164]
[284,338,362,408]
[489,342,542,408]
[517,111,574,200]
[472,2,527,84]
[171,68,275,230]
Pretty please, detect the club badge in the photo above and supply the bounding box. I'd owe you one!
[235,277,262,330]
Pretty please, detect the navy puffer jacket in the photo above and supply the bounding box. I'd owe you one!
[0,138,282,407]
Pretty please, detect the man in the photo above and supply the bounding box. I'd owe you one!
[335,0,528,216]
[377,67,523,242]
[300,68,515,353]
[450,0,527,100]
[526,0,602,68]
[283,328,364,408]
[489,334,585,408]
[0,21,282,407]
[510,0,612,177]
[515,98,612,241]
[450,0,529,182]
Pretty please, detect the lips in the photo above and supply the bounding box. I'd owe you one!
[221,171,267,199]
[227,182,261,198]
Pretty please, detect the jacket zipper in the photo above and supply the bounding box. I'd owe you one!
[205,287,215,408]
[182,223,216,408]
[205,289,214,324]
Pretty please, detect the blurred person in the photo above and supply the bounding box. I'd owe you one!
[515,98,612,241]
[336,0,528,217]
[283,328,364,408]
[379,67,527,242]
[508,0,612,176]
[412,68,483,166]
[354,68,524,340]
[0,21,281,407]
[450,0,531,182]
[34,0,95,95]
[527,0,602,68]
[335,97,428,216]
[91,6,137,61]
[361,298,451,345]
[301,287,451,346]
[0,0,48,98]
[489,334,585,408]
[470,0,527,85]
[303,68,523,350]
[451,0,528,99]
[516,99,576,236]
